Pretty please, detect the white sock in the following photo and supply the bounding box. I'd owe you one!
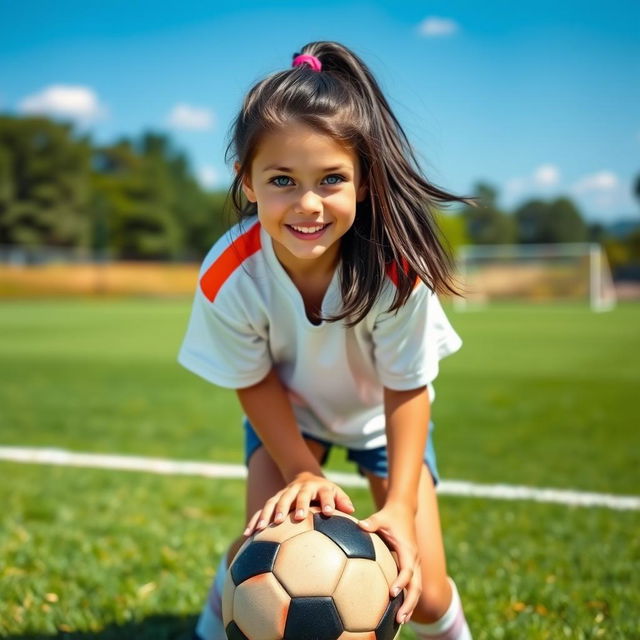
[194,553,228,640]
[409,578,472,640]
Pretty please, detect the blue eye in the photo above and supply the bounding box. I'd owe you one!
[269,174,346,187]
[271,176,293,187]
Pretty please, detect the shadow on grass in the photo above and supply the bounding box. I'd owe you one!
[3,613,199,640]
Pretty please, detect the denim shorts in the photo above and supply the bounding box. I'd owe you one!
[243,418,440,486]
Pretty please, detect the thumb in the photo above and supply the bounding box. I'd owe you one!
[357,515,377,531]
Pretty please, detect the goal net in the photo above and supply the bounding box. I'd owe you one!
[454,242,616,311]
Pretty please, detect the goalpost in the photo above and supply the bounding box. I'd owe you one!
[453,242,616,312]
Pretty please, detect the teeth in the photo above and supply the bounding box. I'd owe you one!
[290,224,325,234]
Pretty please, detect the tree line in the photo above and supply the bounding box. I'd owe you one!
[0,115,232,260]
[459,184,640,278]
[0,114,638,276]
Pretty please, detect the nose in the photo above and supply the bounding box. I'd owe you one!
[295,189,322,214]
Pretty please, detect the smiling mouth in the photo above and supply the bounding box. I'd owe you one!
[285,222,330,234]
[286,223,330,238]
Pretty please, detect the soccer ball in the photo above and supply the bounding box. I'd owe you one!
[222,505,404,640]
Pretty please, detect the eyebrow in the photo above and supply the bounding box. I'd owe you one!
[262,164,351,173]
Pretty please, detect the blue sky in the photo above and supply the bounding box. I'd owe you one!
[1,0,638,223]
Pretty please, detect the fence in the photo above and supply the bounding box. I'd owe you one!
[0,245,200,297]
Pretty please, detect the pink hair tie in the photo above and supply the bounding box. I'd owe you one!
[292,54,322,72]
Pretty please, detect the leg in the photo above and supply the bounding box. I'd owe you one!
[195,436,329,640]
[364,463,451,622]
[364,463,472,638]
[228,436,329,563]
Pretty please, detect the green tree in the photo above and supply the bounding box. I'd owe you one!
[547,197,587,243]
[0,115,91,247]
[434,209,469,257]
[514,199,547,243]
[91,131,217,259]
[514,197,586,244]
[0,115,310,260]
[627,228,640,262]
[198,189,237,257]
[460,182,516,244]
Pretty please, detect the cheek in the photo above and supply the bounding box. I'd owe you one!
[254,193,279,218]
[327,189,357,215]
[260,190,290,210]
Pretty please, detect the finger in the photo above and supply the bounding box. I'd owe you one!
[294,490,314,519]
[274,483,310,523]
[389,541,414,589]
[390,566,413,600]
[243,509,262,536]
[317,487,335,515]
[397,568,421,624]
[388,540,416,595]
[335,490,355,513]
[252,493,284,531]
[357,515,376,531]
[273,493,297,524]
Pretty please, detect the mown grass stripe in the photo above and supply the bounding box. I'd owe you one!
[1,445,638,511]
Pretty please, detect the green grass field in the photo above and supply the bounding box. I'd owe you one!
[1,298,639,639]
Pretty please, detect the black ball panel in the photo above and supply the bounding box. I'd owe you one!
[230,540,280,585]
[225,621,250,640]
[313,513,375,560]
[284,597,343,640]
[375,591,405,640]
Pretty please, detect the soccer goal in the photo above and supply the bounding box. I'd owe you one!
[453,242,616,312]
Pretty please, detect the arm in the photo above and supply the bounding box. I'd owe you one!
[384,384,430,513]
[237,366,355,533]
[358,384,430,625]
[236,367,323,482]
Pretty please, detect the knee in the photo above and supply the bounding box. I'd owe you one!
[411,578,452,624]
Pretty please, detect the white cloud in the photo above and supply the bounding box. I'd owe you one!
[18,85,107,123]
[571,171,619,194]
[197,165,219,189]
[504,164,560,197]
[417,17,460,38]
[533,164,560,188]
[502,167,632,222]
[570,171,624,215]
[167,103,214,131]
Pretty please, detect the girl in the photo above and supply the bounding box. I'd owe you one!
[179,41,475,640]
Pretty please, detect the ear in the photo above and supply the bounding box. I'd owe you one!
[235,161,257,203]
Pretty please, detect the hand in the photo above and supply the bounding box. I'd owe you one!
[244,471,355,536]
[357,502,421,625]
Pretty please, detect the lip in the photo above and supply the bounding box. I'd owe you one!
[286,223,330,240]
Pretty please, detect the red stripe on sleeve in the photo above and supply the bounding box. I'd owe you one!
[386,256,420,289]
[200,221,262,302]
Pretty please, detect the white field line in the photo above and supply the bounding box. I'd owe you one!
[1,446,639,512]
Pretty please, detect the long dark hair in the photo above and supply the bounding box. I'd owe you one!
[225,40,477,327]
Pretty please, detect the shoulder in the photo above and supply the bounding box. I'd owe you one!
[376,258,427,311]
[198,215,264,305]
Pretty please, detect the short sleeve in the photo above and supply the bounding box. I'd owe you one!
[372,282,462,391]
[177,286,272,389]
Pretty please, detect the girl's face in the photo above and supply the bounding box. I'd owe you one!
[239,121,367,278]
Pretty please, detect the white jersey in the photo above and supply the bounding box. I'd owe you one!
[178,215,463,450]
